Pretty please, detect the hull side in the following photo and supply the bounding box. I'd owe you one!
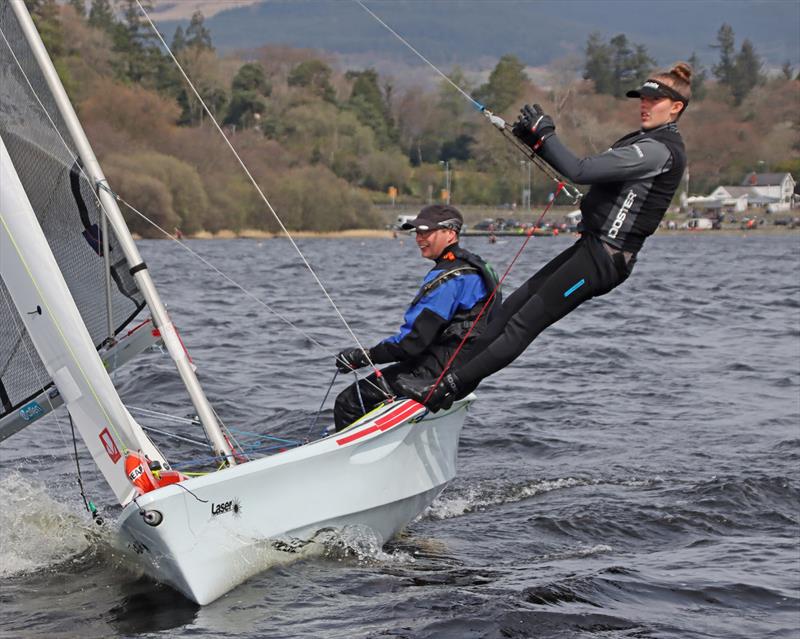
[117,398,469,604]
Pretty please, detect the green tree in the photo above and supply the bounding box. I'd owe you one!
[113,0,166,85]
[438,66,472,116]
[232,62,270,94]
[68,0,86,17]
[25,0,64,56]
[732,39,763,105]
[171,26,186,53]
[630,44,654,87]
[687,52,707,101]
[346,68,397,148]
[440,134,474,162]
[288,59,335,102]
[608,35,653,97]
[88,0,115,33]
[583,32,613,94]
[475,54,527,113]
[781,61,793,80]
[712,23,736,87]
[225,63,270,129]
[185,11,213,51]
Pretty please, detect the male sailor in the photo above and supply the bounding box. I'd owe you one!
[333,204,499,431]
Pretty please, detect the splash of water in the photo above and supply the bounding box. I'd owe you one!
[0,472,97,576]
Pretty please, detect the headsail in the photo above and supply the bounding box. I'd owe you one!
[0,1,145,424]
[1,1,235,465]
[1,136,165,504]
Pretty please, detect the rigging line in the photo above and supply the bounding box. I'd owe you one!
[105,195,392,402]
[354,0,482,111]
[139,423,209,449]
[352,1,582,203]
[423,182,566,405]
[306,368,339,440]
[134,1,386,384]
[103,190,330,353]
[69,414,102,523]
[128,405,200,425]
[4,18,387,408]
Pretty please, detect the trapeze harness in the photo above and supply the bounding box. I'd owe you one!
[453,124,686,388]
[333,245,499,430]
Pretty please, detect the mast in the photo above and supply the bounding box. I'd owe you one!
[9,1,235,465]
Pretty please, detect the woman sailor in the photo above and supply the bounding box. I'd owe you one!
[397,62,692,410]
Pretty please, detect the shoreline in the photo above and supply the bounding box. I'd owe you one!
[170,227,800,240]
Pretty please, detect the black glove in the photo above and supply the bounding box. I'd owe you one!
[335,347,371,373]
[512,103,555,152]
[392,371,462,412]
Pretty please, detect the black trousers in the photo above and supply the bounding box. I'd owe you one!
[334,353,481,432]
[456,234,634,387]
[334,362,414,432]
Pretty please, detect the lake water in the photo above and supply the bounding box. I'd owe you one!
[1,233,798,638]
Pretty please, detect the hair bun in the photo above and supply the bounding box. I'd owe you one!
[670,62,693,84]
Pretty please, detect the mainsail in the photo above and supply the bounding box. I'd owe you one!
[0,2,145,423]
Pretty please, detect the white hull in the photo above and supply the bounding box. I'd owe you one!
[117,397,470,604]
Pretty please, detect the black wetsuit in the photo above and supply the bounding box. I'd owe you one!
[454,123,686,388]
[334,245,498,431]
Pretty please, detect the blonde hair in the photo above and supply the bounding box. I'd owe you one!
[652,61,693,101]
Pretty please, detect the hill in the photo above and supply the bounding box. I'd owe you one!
[156,0,800,73]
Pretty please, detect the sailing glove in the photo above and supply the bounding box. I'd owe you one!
[335,347,372,373]
[512,103,555,152]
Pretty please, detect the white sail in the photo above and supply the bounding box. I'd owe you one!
[0,135,165,505]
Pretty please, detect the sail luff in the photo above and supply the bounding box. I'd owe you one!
[1,136,165,504]
[8,0,235,465]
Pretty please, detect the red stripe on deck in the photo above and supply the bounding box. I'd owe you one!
[336,400,424,446]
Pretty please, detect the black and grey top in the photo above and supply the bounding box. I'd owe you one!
[540,122,686,253]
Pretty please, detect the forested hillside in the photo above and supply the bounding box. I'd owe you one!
[26,1,800,236]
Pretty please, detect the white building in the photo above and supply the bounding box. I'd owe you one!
[700,172,796,213]
[705,186,752,212]
[740,172,796,204]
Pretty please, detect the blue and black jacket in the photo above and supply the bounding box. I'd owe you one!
[369,244,500,376]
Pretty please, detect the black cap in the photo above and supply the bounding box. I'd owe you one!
[626,79,688,104]
[401,204,463,232]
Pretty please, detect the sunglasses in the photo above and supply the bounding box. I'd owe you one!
[413,219,462,232]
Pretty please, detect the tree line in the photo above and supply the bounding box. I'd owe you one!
[23,1,800,236]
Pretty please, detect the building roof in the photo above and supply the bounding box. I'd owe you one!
[741,172,792,186]
[715,186,752,197]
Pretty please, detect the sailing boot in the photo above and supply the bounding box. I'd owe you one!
[393,371,462,412]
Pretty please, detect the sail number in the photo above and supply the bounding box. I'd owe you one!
[19,401,44,422]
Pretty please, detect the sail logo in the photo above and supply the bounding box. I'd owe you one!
[19,401,44,422]
[211,499,241,517]
[99,428,121,463]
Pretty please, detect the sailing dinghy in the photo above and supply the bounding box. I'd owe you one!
[0,1,472,604]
